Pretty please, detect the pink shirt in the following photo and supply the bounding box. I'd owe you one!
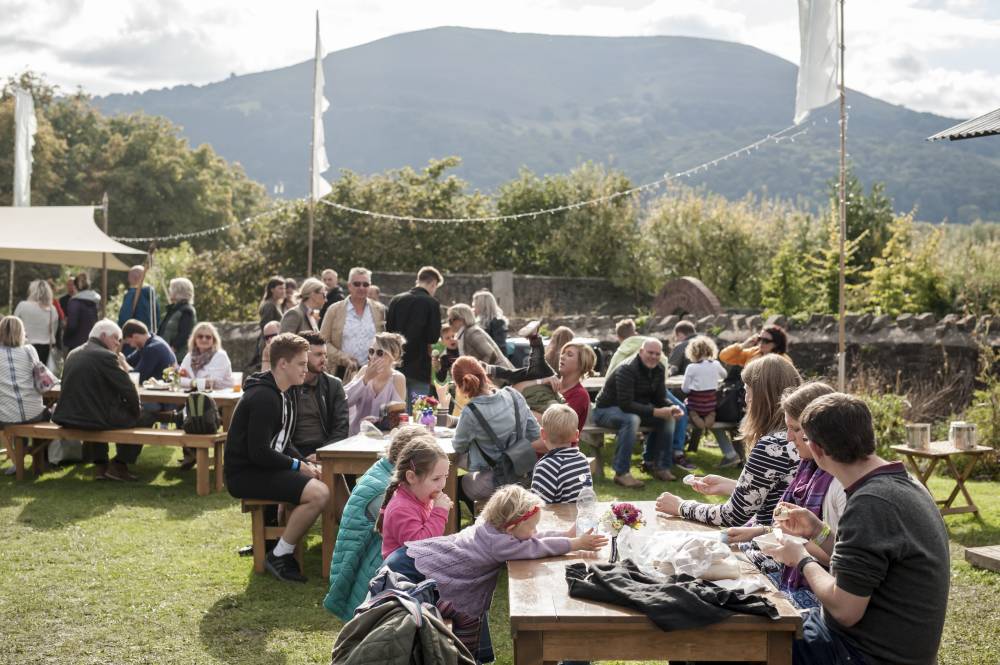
[380,485,449,558]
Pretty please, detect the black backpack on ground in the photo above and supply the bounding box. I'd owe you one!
[715,364,746,424]
[182,392,221,434]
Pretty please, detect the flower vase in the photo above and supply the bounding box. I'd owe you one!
[609,534,619,564]
[420,411,436,433]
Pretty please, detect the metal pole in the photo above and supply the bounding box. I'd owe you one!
[7,261,13,314]
[306,12,319,277]
[837,0,847,391]
[101,192,109,319]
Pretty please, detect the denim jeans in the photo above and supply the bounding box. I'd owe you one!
[665,391,687,455]
[591,405,673,476]
[793,609,868,664]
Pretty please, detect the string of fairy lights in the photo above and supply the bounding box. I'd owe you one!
[112,119,820,242]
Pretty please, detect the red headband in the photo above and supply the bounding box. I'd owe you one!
[503,505,540,529]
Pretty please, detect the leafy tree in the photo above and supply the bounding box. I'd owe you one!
[806,205,867,314]
[761,239,810,317]
[829,171,893,277]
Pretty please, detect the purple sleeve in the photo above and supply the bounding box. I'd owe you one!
[491,533,571,562]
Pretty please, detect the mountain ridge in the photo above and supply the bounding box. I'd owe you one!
[94,26,1000,222]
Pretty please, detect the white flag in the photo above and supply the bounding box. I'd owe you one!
[311,12,333,201]
[794,0,838,124]
[13,88,37,207]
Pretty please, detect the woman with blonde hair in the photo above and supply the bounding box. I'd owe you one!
[543,326,574,370]
[0,315,49,427]
[280,277,325,334]
[472,289,508,355]
[343,332,408,435]
[14,280,59,365]
[178,322,233,391]
[655,355,802,527]
[159,277,197,359]
[447,304,512,370]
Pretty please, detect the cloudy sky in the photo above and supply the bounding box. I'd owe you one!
[2,0,999,119]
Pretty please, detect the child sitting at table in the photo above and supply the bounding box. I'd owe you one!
[323,425,433,620]
[681,336,727,430]
[531,404,592,504]
[377,438,453,558]
[384,484,607,663]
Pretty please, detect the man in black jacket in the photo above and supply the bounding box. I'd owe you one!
[53,318,157,481]
[289,332,349,458]
[224,333,330,583]
[592,338,682,488]
[386,266,443,406]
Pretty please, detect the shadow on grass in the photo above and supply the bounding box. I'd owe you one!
[199,560,342,665]
[0,445,231,527]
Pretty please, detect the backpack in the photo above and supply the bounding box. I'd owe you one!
[715,364,746,424]
[182,392,221,434]
[465,388,536,488]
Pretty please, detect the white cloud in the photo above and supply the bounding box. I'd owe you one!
[0,0,997,117]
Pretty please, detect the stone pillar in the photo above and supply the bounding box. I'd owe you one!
[491,270,515,317]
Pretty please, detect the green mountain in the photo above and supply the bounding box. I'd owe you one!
[94,27,1000,223]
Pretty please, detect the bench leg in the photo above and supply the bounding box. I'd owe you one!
[12,436,26,481]
[195,448,210,496]
[213,442,224,492]
[251,507,266,574]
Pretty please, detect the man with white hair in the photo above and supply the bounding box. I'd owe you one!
[53,319,157,481]
[117,265,159,334]
[592,338,682,488]
[318,268,345,323]
[319,267,386,380]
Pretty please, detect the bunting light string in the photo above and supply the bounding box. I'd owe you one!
[111,203,295,243]
[320,121,816,225]
[112,119,823,241]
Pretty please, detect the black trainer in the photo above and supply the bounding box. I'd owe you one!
[265,551,307,583]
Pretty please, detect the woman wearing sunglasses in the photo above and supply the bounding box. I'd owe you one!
[719,324,793,368]
[176,322,234,468]
[343,332,407,435]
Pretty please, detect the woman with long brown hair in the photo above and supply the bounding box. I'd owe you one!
[655,355,802,527]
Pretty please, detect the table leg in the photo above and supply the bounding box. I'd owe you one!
[214,442,224,492]
[942,454,981,516]
[903,453,940,488]
[514,630,545,665]
[195,448,210,496]
[12,435,26,481]
[221,406,234,431]
[321,460,337,578]
[767,630,794,665]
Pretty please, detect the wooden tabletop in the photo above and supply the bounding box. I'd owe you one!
[44,386,243,407]
[891,441,993,458]
[508,501,801,627]
[315,430,457,458]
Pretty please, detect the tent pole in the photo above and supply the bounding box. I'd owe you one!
[836,0,847,392]
[7,261,13,315]
[101,192,109,319]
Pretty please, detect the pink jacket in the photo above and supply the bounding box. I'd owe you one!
[380,485,449,558]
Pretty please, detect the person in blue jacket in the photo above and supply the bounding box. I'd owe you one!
[324,425,435,619]
[117,266,160,355]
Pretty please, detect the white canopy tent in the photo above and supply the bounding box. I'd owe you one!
[0,206,143,270]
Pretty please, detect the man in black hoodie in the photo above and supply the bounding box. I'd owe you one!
[225,333,330,583]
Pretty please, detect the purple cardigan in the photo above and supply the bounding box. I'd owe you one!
[406,522,571,617]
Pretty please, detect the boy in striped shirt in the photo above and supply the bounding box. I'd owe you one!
[531,404,593,503]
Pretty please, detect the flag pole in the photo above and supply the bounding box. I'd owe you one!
[101,192,109,319]
[836,0,847,391]
[306,11,319,277]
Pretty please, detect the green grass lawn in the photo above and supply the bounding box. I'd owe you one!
[2,443,998,665]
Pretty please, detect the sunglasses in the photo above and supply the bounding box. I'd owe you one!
[368,348,386,357]
[759,337,774,344]
[352,281,371,288]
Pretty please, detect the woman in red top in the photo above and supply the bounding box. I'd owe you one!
[552,340,596,432]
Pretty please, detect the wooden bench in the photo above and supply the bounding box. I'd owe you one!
[241,499,304,574]
[3,422,226,496]
[580,422,738,478]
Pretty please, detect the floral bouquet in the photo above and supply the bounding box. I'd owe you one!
[600,502,645,563]
[162,366,180,391]
[411,394,439,430]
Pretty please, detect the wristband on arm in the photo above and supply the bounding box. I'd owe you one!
[812,523,832,546]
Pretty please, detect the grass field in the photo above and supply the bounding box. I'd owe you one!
[2,442,998,665]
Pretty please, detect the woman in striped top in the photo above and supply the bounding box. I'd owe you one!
[655,355,802,527]
[0,316,49,427]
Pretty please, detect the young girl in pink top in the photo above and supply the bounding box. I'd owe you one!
[376,438,453,558]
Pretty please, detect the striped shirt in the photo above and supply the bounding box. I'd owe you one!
[531,447,592,504]
[679,431,799,527]
[0,344,46,424]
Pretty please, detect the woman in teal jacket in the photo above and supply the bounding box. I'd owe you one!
[324,426,431,619]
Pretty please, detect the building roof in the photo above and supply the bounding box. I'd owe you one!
[928,107,1000,141]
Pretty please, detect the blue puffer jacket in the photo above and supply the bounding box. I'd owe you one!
[324,457,393,620]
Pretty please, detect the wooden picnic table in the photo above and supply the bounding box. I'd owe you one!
[508,501,802,665]
[316,431,460,578]
[45,386,243,430]
[892,440,994,516]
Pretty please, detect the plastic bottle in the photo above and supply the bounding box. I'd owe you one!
[575,476,598,534]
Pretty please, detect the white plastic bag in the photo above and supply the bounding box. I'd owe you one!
[618,528,742,580]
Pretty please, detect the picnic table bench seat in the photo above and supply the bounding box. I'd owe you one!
[3,422,225,496]
[580,421,739,478]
